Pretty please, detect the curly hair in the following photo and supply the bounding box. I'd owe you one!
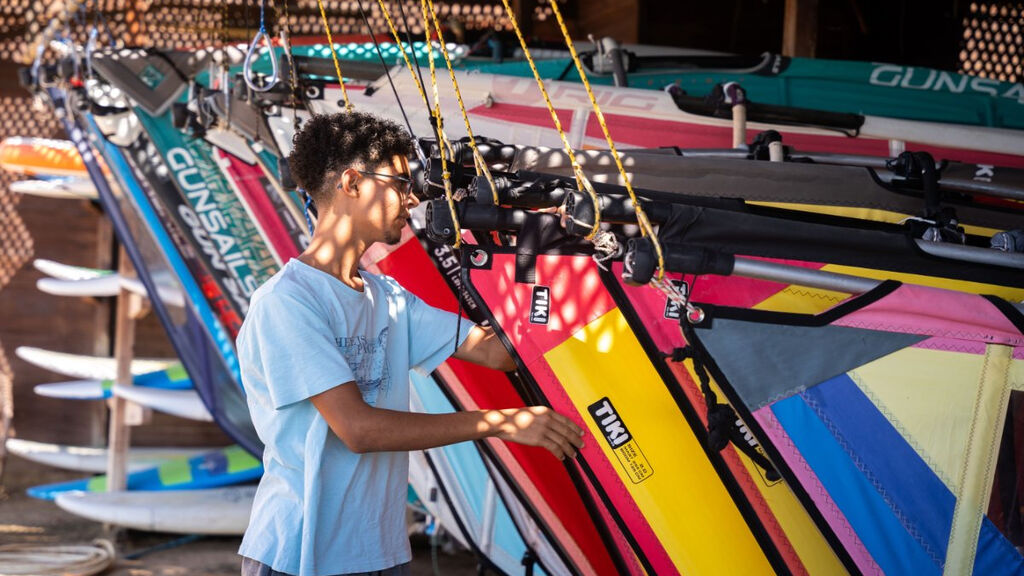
[287,111,414,208]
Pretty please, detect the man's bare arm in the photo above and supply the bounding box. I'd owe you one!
[310,382,582,458]
[452,325,516,372]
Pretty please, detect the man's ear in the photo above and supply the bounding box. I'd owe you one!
[338,168,362,197]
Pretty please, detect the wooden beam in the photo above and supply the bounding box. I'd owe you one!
[105,248,150,494]
[782,0,819,57]
[87,208,114,447]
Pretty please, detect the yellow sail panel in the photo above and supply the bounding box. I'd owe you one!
[750,267,1024,315]
[753,285,850,314]
[820,265,1024,301]
[544,307,774,574]
[849,346,985,491]
[676,362,848,575]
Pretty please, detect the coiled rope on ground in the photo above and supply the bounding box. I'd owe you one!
[0,539,115,576]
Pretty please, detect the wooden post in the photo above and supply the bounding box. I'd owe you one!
[105,248,151,493]
[782,0,819,58]
[87,209,114,447]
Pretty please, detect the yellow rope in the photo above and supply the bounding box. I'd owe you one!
[420,0,461,247]
[315,0,353,112]
[496,0,602,240]
[369,0,461,246]
[423,0,500,204]
[544,0,665,279]
[375,0,432,115]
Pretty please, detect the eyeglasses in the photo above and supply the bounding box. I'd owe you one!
[358,170,413,197]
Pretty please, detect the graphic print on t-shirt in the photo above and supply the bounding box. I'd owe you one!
[335,328,390,405]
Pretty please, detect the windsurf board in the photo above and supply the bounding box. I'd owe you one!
[111,384,212,421]
[55,485,256,535]
[9,178,98,200]
[27,445,262,500]
[33,259,112,281]
[5,438,215,474]
[15,346,177,380]
[34,366,192,402]
[0,137,87,178]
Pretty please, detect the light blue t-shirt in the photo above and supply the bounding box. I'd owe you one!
[237,259,471,576]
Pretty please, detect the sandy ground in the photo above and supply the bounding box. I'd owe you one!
[0,454,479,575]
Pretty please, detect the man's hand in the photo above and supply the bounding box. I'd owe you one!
[483,406,585,460]
[313,382,582,459]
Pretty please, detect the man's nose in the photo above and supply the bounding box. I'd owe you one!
[407,193,421,208]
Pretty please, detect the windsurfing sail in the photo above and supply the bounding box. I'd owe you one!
[684,281,1024,575]
[460,240,809,575]
[360,226,635,576]
[422,146,1024,575]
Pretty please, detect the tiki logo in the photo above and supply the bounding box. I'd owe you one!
[529,286,551,325]
[588,398,631,448]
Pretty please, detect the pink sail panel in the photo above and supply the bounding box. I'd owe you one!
[832,284,1024,346]
[754,407,883,576]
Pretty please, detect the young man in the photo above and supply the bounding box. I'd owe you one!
[237,112,584,576]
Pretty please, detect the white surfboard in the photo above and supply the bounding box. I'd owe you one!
[33,259,112,281]
[5,438,215,474]
[36,274,121,297]
[9,178,98,200]
[54,485,256,535]
[34,379,119,400]
[111,384,212,422]
[15,346,177,380]
[37,271,187,307]
[118,276,187,308]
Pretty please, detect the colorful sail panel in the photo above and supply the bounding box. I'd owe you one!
[76,109,260,454]
[464,248,796,575]
[689,282,1024,575]
[605,264,849,574]
[360,227,632,576]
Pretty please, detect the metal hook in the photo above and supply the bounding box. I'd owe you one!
[243,18,279,92]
